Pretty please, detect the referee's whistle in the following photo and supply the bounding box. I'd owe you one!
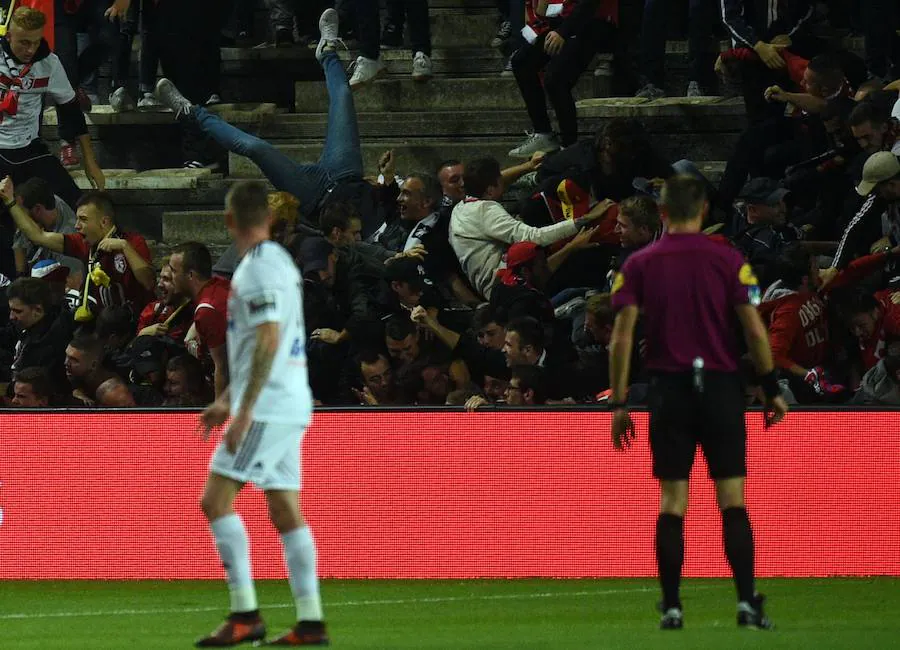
[693,357,705,394]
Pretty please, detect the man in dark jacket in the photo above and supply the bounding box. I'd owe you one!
[4,276,73,394]
[720,0,817,122]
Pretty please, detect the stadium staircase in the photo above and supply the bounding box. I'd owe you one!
[37,0,864,267]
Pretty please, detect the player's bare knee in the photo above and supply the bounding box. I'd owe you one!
[715,477,745,510]
[659,481,689,516]
[265,491,303,533]
[200,492,231,521]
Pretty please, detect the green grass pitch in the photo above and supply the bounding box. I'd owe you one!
[1,578,897,649]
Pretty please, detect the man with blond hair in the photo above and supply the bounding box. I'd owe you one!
[0,6,104,279]
[0,7,103,200]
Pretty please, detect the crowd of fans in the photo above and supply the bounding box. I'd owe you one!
[1,0,900,409]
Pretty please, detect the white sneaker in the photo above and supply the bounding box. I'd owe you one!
[315,8,341,63]
[205,93,222,106]
[108,86,135,112]
[412,51,433,81]
[686,80,703,98]
[348,56,385,88]
[155,78,195,120]
[508,132,560,158]
[137,92,161,109]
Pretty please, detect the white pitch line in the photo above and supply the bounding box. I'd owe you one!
[0,585,673,621]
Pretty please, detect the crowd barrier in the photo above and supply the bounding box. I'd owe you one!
[1,409,898,579]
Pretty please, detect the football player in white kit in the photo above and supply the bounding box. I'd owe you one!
[196,180,328,647]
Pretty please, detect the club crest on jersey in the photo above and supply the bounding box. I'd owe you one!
[114,253,127,274]
[19,77,33,90]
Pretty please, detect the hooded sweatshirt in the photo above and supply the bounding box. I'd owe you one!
[759,280,828,370]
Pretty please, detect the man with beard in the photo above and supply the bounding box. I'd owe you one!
[168,242,230,398]
[136,262,192,343]
[63,333,135,407]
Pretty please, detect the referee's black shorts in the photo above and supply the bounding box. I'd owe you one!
[647,371,747,481]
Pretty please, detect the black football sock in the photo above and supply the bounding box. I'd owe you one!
[722,507,756,603]
[656,513,684,610]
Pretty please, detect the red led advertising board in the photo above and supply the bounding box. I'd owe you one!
[1,410,897,579]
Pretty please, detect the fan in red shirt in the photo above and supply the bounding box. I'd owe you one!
[169,241,231,397]
[843,290,900,373]
[2,182,155,318]
[136,262,192,344]
[758,245,834,402]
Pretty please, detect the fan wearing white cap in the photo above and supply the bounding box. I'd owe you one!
[855,152,900,199]
[830,152,900,272]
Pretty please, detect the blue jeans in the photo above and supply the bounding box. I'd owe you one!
[194,53,364,217]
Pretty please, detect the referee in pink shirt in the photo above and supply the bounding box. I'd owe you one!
[608,175,788,631]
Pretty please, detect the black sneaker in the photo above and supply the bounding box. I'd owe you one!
[737,594,775,630]
[381,22,403,48]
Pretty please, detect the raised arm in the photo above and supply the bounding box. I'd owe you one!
[0,176,65,254]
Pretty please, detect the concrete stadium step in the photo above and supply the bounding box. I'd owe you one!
[62,169,231,240]
[294,76,602,112]
[160,161,726,248]
[227,138,728,183]
[257,97,745,159]
[70,167,222,191]
[162,210,232,247]
[42,103,281,129]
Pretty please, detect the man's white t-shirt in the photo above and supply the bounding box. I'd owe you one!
[0,47,74,149]
[227,240,313,425]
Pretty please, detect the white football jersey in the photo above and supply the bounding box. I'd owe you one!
[227,240,312,424]
[0,48,75,149]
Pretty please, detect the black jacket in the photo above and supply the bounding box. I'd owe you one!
[8,307,74,393]
[720,0,814,49]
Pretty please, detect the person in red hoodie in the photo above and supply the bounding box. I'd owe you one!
[842,290,900,375]
[758,244,837,402]
[508,0,618,158]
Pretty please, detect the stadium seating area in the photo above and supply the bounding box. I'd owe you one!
[2,0,900,409]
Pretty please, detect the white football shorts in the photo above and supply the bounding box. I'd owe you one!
[209,421,307,491]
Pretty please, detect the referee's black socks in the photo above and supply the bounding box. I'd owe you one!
[656,513,684,610]
[722,507,756,604]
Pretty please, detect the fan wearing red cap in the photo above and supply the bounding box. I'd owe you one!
[492,242,555,326]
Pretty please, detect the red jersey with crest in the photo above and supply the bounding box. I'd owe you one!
[136,299,192,344]
[859,290,900,371]
[759,288,828,370]
[186,276,231,361]
[63,231,153,313]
